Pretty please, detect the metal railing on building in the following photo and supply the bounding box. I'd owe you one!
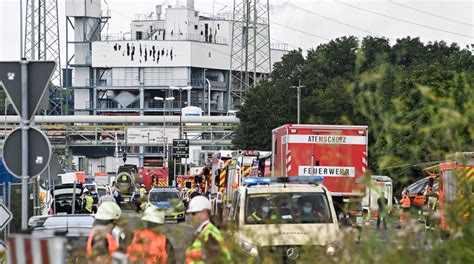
[270,42,289,51]
[101,32,227,45]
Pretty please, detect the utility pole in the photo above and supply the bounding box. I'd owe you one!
[291,79,306,124]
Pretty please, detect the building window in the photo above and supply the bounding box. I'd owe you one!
[136,31,143,40]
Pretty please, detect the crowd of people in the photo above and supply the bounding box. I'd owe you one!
[86,191,230,264]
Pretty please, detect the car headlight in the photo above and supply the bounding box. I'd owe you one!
[241,240,259,257]
[326,245,336,256]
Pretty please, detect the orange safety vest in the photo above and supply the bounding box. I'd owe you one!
[87,227,119,257]
[127,229,168,264]
[400,196,411,208]
[413,194,426,207]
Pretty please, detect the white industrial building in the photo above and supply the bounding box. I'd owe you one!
[65,0,287,174]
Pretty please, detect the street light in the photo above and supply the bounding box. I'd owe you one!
[154,96,175,164]
[290,79,306,124]
[169,86,192,139]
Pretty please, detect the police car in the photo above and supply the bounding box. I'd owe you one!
[147,187,186,222]
[227,177,339,261]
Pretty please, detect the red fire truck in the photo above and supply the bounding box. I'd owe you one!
[272,124,368,224]
[138,167,169,188]
[429,152,473,234]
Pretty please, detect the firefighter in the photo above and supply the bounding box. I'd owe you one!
[87,202,122,263]
[99,190,116,206]
[185,196,231,264]
[127,207,176,264]
[247,198,277,223]
[82,189,94,214]
[139,184,148,198]
[399,189,411,227]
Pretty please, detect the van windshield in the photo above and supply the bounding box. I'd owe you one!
[245,192,332,224]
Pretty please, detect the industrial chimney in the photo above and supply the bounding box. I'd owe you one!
[187,0,194,9]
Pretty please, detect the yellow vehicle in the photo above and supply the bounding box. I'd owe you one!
[227,177,339,261]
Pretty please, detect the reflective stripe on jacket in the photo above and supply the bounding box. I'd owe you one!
[185,222,231,264]
[127,229,168,264]
[87,226,119,258]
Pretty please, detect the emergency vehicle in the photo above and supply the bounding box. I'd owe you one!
[139,167,169,188]
[425,152,473,234]
[361,176,393,219]
[209,150,270,225]
[229,176,338,261]
[272,124,368,225]
[146,187,186,222]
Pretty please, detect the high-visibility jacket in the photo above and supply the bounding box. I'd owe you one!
[87,226,119,258]
[139,187,147,198]
[247,211,277,222]
[85,195,94,213]
[413,194,426,207]
[400,196,411,208]
[127,229,168,264]
[185,223,231,264]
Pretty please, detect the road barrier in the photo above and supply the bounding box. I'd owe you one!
[7,234,66,264]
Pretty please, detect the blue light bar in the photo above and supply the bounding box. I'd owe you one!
[242,176,324,186]
[242,177,272,186]
[287,176,324,184]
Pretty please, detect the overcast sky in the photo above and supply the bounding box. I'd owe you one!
[1,0,473,62]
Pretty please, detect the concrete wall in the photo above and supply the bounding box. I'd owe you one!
[92,40,233,70]
[66,0,102,18]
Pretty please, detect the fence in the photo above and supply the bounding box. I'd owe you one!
[0,181,39,242]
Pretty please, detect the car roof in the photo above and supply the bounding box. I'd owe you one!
[150,187,179,193]
[42,214,95,227]
[241,184,327,194]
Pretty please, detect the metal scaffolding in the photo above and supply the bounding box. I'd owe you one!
[24,0,62,115]
[229,0,271,109]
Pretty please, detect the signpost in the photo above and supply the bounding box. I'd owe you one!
[0,203,11,254]
[0,60,55,230]
[3,127,51,177]
[0,203,13,230]
[173,139,190,159]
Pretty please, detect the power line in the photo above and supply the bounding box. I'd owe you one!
[390,1,474,28]
[272,21,331,41]
[287,3,383,37]
[336,1,473,39]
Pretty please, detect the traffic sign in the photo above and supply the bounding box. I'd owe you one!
[173,139,189,159]
[39,153,64,188]
[0,61,55,121]
[173,139,189,147]
[2,127,51,178]
[0,203,12,230]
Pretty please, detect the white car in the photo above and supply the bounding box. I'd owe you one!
[228,177,339,261]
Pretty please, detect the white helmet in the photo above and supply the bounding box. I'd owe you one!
[95,202,121,220]
[141,207,165,224]
[187,196,211,213]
